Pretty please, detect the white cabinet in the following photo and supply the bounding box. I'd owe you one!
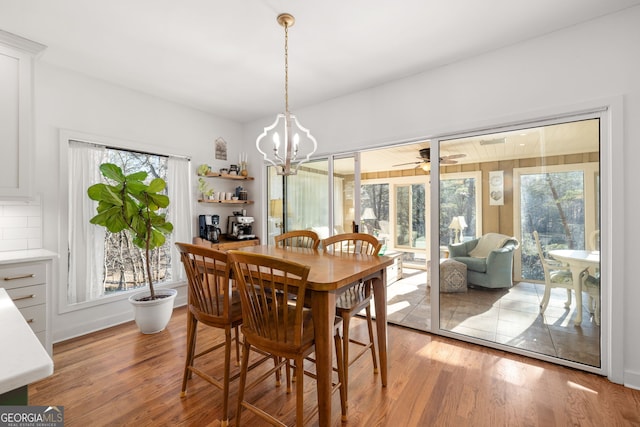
[0,30,45,198]
[0,257,52,355]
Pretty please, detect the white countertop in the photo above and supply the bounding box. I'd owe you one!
[0,288,54,394]
[0,249,58,265]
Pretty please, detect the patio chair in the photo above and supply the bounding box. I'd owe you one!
[533,231,573,314]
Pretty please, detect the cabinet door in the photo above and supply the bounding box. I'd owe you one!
[0,44,34,198]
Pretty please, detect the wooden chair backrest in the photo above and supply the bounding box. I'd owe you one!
[228,251,311,348]
[322,232,382,255]
[175,242,231,320]
[274,230,320,250]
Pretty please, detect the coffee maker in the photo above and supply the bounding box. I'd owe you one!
[227,212,255,240]
[198,214,221,243]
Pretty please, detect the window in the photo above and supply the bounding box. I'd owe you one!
[395,184,425,249]
[361,183,389,239]
[439,174,480,246]
[67,140,191,305]
[517,166,598,281]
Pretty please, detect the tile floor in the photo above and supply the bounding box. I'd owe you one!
[383,268,601,367]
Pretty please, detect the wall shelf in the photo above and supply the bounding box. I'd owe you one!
[199,172,254,181]
[198,199,254,205]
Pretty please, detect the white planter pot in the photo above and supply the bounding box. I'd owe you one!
[128,289,177,334]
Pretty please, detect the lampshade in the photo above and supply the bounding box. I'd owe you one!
[421,162,431,172]
[448,217,461,230]
[361,208,377,220]
[457,216,467,229]
[270,199,283,218]
[256,13,317,176]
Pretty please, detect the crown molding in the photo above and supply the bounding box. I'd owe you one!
[0,29,46,55]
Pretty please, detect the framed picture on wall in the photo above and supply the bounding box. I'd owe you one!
[215,137,227,160]
[489,170,504,206]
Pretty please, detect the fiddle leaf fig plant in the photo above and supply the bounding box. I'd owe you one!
[87,163,173,300]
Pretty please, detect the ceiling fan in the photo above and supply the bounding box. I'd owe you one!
[392,148,466,170]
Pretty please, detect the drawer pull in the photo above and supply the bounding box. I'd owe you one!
[26,318,35,323]
[4,273,36,281]
[12,294,36,301]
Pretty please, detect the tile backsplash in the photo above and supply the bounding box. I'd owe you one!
[0,196,43,251]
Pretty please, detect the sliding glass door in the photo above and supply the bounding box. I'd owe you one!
[437,117,602,370]
[266,155,358,241]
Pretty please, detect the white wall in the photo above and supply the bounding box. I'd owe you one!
[245,7,640,388]
[34,63,245,341]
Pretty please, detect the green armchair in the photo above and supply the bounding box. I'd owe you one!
[448,233,519,289]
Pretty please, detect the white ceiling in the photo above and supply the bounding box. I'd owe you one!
[1,0,639,123]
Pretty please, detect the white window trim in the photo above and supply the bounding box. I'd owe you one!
[57,129,190,314]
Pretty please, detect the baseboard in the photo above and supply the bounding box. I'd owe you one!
[52,295,188,344]
[624,369,640,390]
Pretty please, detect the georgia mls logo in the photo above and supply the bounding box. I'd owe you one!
[44,406,63,417]
[0,405,64,426]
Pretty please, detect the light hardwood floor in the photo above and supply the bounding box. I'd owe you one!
[30,306,640,426]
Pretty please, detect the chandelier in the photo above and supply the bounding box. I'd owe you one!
[256,13,317,176]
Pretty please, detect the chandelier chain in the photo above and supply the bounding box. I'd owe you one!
[284,22,289,113]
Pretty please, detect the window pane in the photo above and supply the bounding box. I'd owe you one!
[411,184,425,248]
[361,183,389,239]
[395,186,409,246]
[520,171,585,280]
[101,150,172,294]
[440,178,477,246]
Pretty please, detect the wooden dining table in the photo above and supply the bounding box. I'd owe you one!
[236,245,393,426]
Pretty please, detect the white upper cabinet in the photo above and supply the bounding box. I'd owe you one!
[0,30,45,198]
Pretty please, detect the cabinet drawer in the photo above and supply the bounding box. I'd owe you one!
[6,284,46,309]
[0,262,46,289]
[18,304,46,333]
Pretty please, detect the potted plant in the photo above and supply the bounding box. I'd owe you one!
[198,177,214,200]
[87,163,176,334]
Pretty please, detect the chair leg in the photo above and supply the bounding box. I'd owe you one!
[334,328,347,421]
[540,286,552,314]
[564,289,572,309]
[181,315,198,396]
[235,340,252,427]
[342,313,351,406]
[593,295,601,325]
[234,325,241,367]
[295,355,305,427]
[222,328,232,427]
[364,306,378,374]
[285,359,292,393]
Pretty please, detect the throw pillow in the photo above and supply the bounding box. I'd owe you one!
[468,233,510,258]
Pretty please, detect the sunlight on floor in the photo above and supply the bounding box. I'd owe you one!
[387,300,411,315]
[386,269,601,367]
[567,381,598,394]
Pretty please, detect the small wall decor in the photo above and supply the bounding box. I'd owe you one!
[489,170,504,206]
[215,137,227,160]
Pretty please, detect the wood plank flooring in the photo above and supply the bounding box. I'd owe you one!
[30,306,640,426]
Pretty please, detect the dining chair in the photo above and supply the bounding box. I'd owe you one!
[175,243,272,427]
[321,232,382,405]
[274,229,321,249]
[533,231,574,314]
[533,232,601,324]
[228,250,346,426]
